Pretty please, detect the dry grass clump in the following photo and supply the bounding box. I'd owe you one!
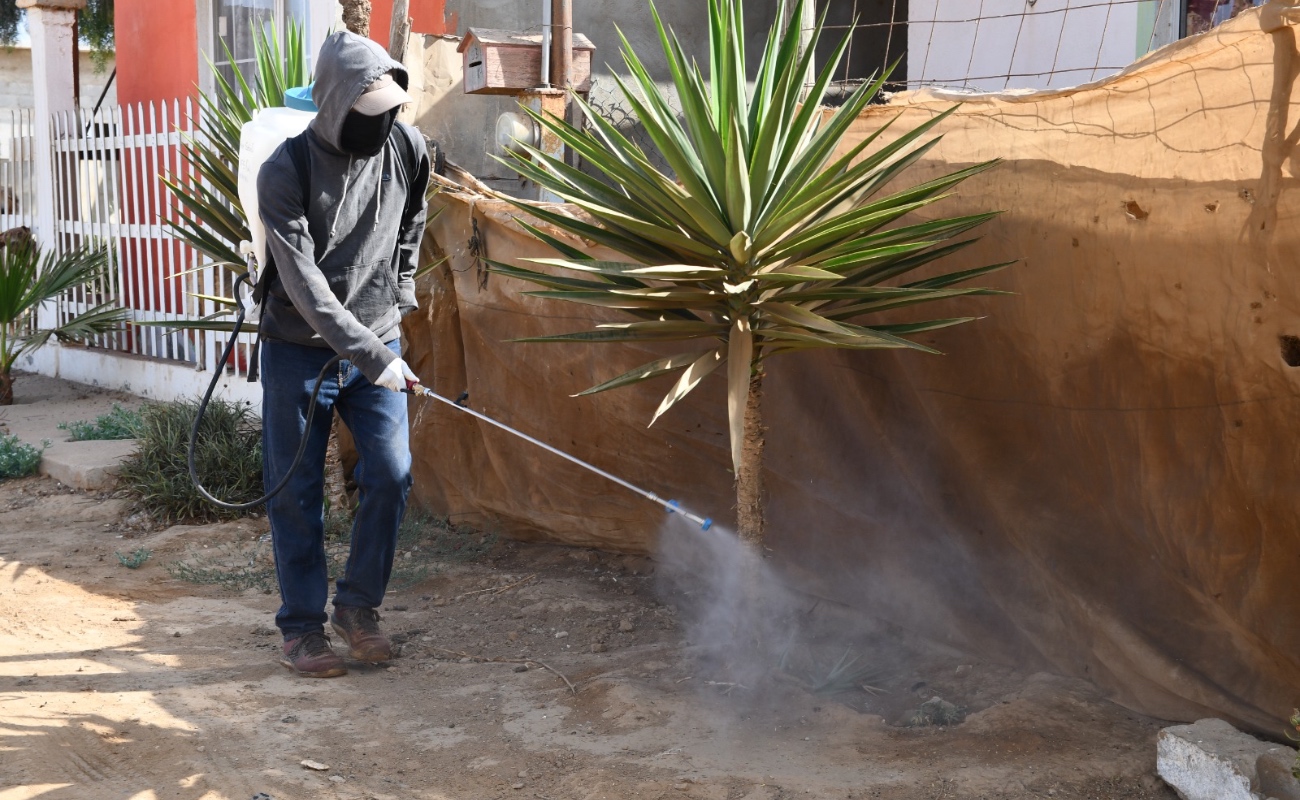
[119,398,262,523]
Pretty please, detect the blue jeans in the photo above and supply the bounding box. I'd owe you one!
[260,338,413,639]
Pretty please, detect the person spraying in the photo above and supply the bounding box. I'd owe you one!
[256,31,430,678]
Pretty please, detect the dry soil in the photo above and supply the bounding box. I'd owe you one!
[0,377,1180,800]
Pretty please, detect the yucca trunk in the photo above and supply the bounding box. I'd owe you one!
[340,0,372,37]
[0,370,12,406]
[735,370,766,546]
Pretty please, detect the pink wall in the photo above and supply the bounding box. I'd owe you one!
[369,0,451,49]
[114,0,199,104]
[112,0,198,320]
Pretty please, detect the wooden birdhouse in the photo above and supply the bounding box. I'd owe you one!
[458,28,595,96]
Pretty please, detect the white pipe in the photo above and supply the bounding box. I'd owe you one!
[541,0,552,88]
[798,0,816,100]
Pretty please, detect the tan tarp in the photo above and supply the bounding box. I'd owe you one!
[401,10,1300,732]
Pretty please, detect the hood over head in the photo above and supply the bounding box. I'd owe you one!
[311,31,410,154]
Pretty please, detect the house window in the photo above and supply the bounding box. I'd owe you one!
[210,0,314,89]
[1185,0,1267,36]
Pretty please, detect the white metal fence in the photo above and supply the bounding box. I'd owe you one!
[36,99,255,381]
[0,108,36,234]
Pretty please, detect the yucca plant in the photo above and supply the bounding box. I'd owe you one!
[0,239,128,405]
[492,0,1010,546]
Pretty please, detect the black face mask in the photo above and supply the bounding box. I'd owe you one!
[339,108,397,156]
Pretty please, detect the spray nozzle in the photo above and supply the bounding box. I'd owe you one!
[667,500,713,531]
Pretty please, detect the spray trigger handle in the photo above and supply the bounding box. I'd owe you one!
[666,499,681,514]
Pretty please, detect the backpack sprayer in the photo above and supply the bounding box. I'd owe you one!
[187,97,713,531]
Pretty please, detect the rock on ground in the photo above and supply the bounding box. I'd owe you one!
[1157,717,1300,800]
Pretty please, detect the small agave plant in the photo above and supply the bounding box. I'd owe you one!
[493,0,1010,545]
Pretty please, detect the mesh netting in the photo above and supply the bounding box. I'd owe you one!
[818,0,1266,93]
[579,1,1267,175]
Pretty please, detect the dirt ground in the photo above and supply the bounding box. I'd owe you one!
[0,379,1181,800]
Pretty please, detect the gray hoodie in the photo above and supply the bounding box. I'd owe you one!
[256,31,430,382]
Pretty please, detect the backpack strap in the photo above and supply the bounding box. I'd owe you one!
[248,132,310,383]
[252,131,311,307]
[390,122,421,195]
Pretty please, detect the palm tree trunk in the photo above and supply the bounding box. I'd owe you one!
[734,369,766,546]
[340,0,372,37]
[0,370,12,406]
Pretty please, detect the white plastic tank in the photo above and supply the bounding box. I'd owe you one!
[238,106,316,272]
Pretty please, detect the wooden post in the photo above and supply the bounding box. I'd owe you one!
[550,0,573,90]
[550,0,573,164]
[340,0,372,38]
[388,0,411,62]
[520,88,567,203]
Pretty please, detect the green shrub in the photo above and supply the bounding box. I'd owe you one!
[59,404,143,441]
[0,434,47,480]
[119,398,262,522]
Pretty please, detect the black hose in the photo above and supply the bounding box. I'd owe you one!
[188,273,339,510]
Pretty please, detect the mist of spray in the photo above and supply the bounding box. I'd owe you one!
[654,515,808,691]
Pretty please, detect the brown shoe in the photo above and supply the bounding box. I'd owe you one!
[330,606,394,663]
[279,631,347,678]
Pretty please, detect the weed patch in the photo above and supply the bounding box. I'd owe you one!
[167,542,277,592]
[119,398,261,523]
[114,547,152,569]
[166,511,496,593]
[0,434,47,480]
[60,404,142,441]
[399,512,496,564]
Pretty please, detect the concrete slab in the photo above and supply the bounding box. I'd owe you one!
[1157,718,1299,800]
[2,371,144,488]
[38,438,138,491]
[2,371,143,444]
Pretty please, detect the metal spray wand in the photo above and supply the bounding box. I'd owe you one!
[403,382,714,531]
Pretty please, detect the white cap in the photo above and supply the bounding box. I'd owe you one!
[351,73,414,116]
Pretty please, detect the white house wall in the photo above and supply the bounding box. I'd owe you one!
[23,346,263,408]
[908,0,1168,92]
